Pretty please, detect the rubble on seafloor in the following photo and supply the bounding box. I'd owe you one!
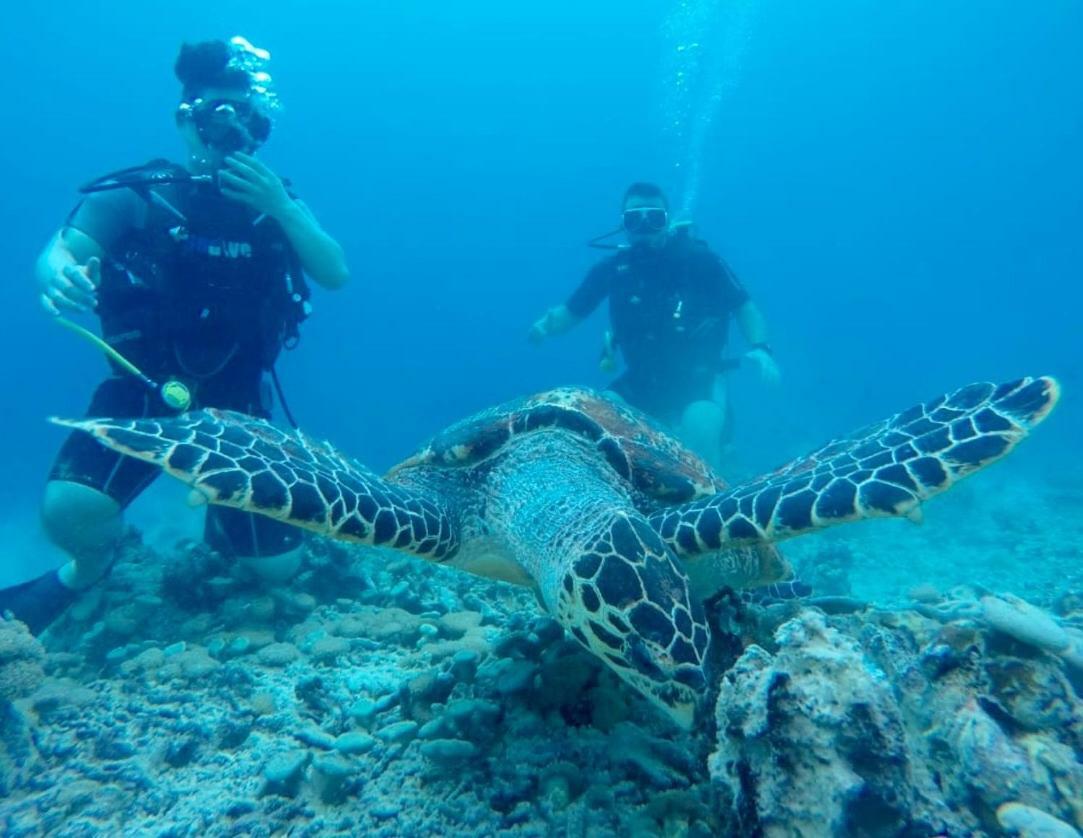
[0,529,1080,837]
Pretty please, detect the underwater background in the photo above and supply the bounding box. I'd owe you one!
[0,1,1080,586]
[0,2,1081,835]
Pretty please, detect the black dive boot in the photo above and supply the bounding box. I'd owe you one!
[0,570,78,635]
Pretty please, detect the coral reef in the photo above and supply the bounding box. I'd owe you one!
[711,611,953,836]
[0,523,1080,835]
[709,598,1083,836]
[0,535,718,836]
[0,619,45,703]
[0,619,46,799]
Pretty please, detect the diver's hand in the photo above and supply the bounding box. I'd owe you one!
[219,153,292,218]
[745,347,781,385]
[41,257,100,315]
[598,330,618,373]
[528,317,549,345]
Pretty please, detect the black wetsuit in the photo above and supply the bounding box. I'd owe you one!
[566,234,749,424]
[51,161,309,558]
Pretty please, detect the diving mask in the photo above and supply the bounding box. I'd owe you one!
[623,207,669,234]
[181,97,272,154]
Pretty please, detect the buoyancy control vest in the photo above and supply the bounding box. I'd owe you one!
[81,160,310,385]
[606,235,735,378]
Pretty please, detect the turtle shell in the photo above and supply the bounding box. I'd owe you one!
[391,387,722,504]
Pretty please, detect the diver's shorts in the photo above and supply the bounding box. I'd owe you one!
[49,375,302,558]
[609,367,718,427]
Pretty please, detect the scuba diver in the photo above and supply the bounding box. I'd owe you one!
[529,182,779,468]
[0,37,349,634]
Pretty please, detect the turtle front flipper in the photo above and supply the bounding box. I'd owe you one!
[651,376,1060,555]
[552,509,711,730]
[53,409,460,560]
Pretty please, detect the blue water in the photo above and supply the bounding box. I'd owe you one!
[0,1,1079,582]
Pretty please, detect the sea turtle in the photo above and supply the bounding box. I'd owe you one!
[56,375,1059,727]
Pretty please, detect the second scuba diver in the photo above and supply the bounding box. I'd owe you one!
[0,37,350,634]
[530,182,779,469]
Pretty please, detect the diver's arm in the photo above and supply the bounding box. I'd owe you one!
[36,228,104,315]
[529,304,580,343]
[531,261,611,344]
[735,300,781,383]
[274,200,350,290]
[735,299,769,346]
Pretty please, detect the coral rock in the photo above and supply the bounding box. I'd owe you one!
[710,611,944,836]
[0,620,45,702]
[255,642,302,668]
[261,749,310,798]
[997,802,1081,838]
[981,595,1070,654]
[420,738,478,764]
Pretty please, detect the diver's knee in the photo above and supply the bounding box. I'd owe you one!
[679,400,726,436]
[41,480,123,556]
[206,509,304,582]
[239,545,304,583]
[676,400,726,469]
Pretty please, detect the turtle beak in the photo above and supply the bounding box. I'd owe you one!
[665,699,697,731]
[648,680,700,730]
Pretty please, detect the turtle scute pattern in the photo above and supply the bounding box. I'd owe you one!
[394,388,720,504]
[55,409,459,559]
[651,376,1060,555]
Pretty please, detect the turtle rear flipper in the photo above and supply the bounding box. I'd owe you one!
[651,376,1060,553]
[53,409,460,560]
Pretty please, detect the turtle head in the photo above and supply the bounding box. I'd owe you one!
[554,516,711,729]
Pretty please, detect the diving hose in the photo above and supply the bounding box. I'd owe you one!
[54,316,192,411]
[586,219,696,249]
[587,225,625,250]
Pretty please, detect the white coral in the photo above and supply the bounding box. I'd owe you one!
[981,595,1070,654]
[996,802,1081,837]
